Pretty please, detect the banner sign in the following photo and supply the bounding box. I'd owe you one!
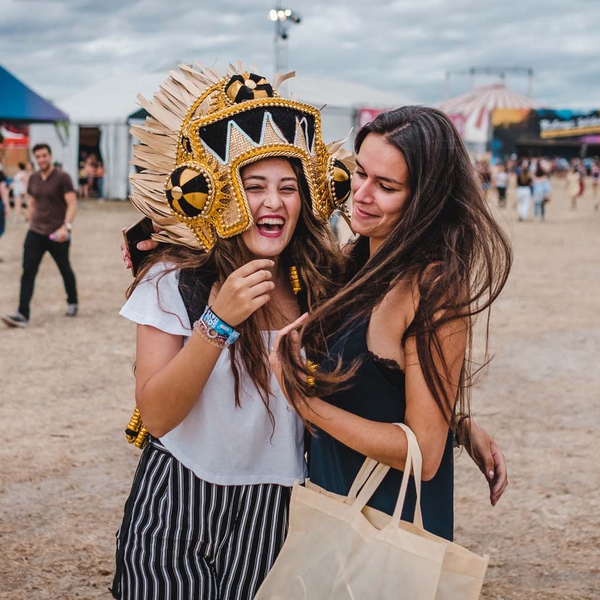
[539,113,600,138]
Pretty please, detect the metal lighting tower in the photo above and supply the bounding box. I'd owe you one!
[268,3,301,77]
[444,66,535,99]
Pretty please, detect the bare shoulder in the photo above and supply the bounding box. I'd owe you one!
[367,278,415,366]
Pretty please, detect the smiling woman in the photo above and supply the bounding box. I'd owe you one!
[110,64,349,600]
[273,105,513,542]
[241,158,302,258]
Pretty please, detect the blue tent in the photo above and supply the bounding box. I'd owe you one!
[0,64,68,122]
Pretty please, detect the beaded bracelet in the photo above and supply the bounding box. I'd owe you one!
[193,305,240,348]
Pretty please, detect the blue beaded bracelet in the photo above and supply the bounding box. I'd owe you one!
[198,305,240,347]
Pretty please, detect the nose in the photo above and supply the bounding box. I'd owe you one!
[351,178,371,204]
[263,185,284,210]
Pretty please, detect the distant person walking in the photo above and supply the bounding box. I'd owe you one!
[566,166,581,210]
[591,159,599,210]
[494,163,509,208]
[0,167,8,262]
[2,144,79,328]
[532,166,551,221]
[516,164,533,221]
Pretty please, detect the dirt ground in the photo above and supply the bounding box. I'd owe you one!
[0,180,598,599]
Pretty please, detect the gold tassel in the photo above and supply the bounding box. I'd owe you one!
[306,360,318,387]
[125,407,149,449]
[289,265,301,294]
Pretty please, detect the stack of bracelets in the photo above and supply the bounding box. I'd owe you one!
[193,305,240,348]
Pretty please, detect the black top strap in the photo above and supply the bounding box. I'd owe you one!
[178,265,218,326]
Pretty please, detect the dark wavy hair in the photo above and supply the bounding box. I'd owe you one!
[279,106,513,430]
[129,157,343,429]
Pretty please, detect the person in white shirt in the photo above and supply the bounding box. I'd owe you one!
[111,65,348,600]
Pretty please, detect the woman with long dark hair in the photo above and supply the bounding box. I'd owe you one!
[111,65,350,600]
[271,106,512,540]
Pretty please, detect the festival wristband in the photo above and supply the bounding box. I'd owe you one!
[195,305,240,347]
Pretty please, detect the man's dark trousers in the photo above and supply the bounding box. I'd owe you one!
[18,230,78,320]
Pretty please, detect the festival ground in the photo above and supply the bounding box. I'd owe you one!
[0,181,598,599]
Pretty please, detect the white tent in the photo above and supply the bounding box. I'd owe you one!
[30,70,407,200]
[437,84,539,154]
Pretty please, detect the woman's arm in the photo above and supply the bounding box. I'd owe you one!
[271,315,466,481]
[134,325,222,437]
[135,259,275,437]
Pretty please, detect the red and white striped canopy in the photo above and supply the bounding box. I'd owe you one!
[437,84,539,144]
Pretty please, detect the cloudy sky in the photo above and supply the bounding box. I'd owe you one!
[1,0,599,109]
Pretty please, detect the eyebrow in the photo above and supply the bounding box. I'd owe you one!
[242,175,298,182]
[355,159,405,186]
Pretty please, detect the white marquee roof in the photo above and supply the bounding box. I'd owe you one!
[58,70,408,125]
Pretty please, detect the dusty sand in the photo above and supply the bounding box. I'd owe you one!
[0,180,598,599]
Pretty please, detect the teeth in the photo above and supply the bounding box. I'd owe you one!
[257,218,284,226]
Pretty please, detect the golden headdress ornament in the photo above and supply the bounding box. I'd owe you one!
[129,62,354,251]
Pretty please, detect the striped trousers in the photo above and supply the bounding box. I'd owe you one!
[111,439,291,600]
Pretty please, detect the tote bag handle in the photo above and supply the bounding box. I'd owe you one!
[349,423,424,530]
[391,424,424,529]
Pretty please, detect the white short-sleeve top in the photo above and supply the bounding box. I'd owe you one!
[120,263,307,486]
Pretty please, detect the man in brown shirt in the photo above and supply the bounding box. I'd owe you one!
[2,143,78,327]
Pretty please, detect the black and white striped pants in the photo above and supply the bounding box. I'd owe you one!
[111,439,291,600]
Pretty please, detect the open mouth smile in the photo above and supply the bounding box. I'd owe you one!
[256,216,286,237]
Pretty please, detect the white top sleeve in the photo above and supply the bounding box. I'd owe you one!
[119,263,191,336]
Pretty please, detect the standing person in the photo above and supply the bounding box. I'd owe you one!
[532,166,552,221]
[95,160,105,201]
[477,159,492,201]
[84,155,97,197]
[1,144,78,328]
[271,106,512,541]
[590,159,599,210]
[111,65,352,600]
[9,162,30,223]
[113,68,507,599]
[591,157,600,210]
[516,163,533,221]
[0,167,8,262]
[494,162,509,208]
[566,165,581,209]
[77,161,89,199]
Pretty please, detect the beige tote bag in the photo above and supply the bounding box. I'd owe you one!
[255,423,488,600]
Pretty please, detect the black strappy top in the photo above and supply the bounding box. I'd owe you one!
[309,318,455,541]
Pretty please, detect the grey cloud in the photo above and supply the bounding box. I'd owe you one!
[0,0,599,109]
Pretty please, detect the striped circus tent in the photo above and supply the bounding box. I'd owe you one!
[437,83,539,153]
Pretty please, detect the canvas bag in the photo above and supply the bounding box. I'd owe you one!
[255,423,489,600]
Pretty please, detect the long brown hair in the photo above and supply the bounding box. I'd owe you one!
[129,157,342,428]
[279,106,512,429]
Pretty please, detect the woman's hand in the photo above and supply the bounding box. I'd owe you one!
[464,418,508,506]
[210,260,276,327]
[268,313,309,389]
[120,223,161,270]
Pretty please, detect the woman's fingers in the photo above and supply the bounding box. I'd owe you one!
[235,259,275,278]
[489,442,508,505]
[244,268,274,289]
[269,328,288,355]
[269,313,309,354]
[137,239,159,251]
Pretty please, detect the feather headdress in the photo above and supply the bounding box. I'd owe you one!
[129,62,354,251]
